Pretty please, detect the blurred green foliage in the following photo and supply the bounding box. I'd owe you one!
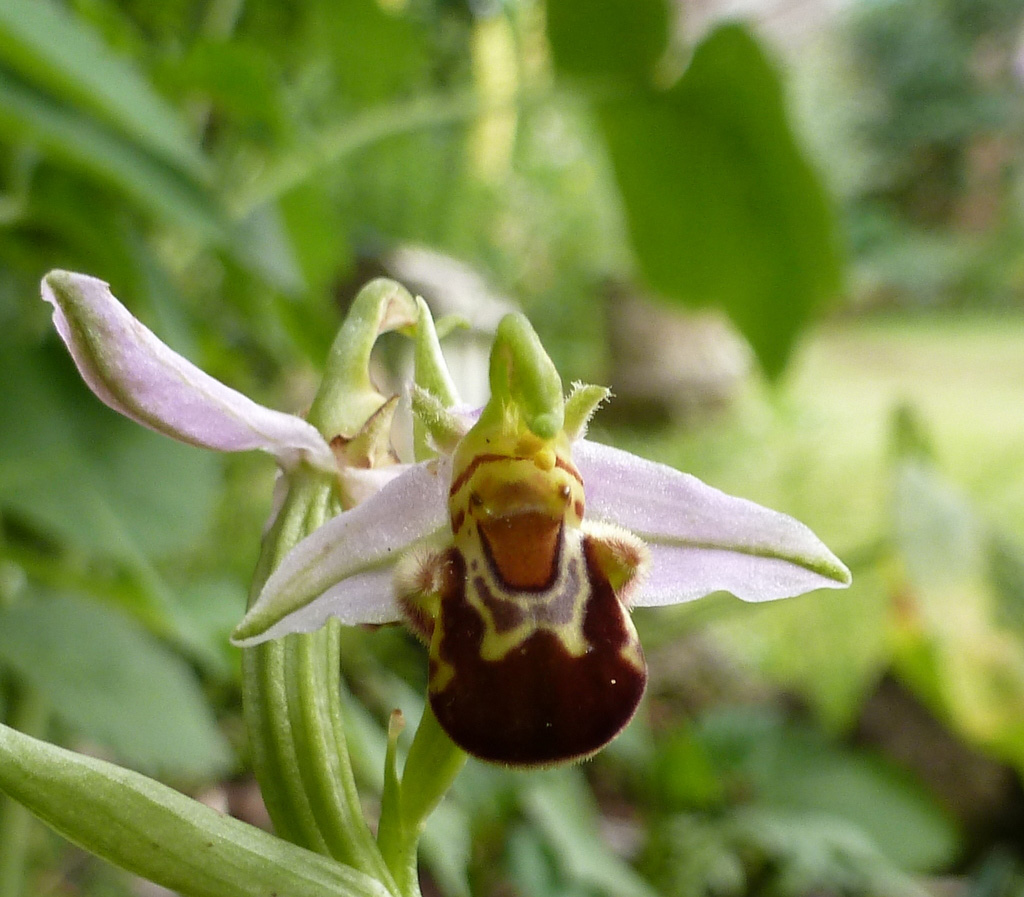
[804,0,1024,309]
[2,0,1024,895]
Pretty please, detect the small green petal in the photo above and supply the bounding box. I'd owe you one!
[564,382,611,441]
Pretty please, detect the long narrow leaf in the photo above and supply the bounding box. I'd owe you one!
[0,0,207,178]
[0,596,231,779]
[0,723,390,897]
[0,69,224,239]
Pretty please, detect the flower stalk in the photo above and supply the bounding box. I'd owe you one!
[241,279,418,889]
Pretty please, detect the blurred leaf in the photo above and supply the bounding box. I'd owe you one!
[419,802,472,897]
[890,402,937,464]
[696,709,960,872]
[506,826,559,897]
[729,808,932,897]
[280,181,352,297]
[644,807,932,897]
[639,812,746,897]
[988,535,1024,637]
[523,771,658,897]
[323,0,431,106]
[713,567,891,730]
[653,728,724,811]
[892,461,983,595]
[597,24,842,376]
[231,204,305,295]
[0,341,220,562]
[546,0,669,83]
[0,0,207,178]
[169,579,247,681]
[172,38,285,134]
[0,594,231,778]
[0,71,224,239]
[505,825,591,897]
[891,460,1024,769]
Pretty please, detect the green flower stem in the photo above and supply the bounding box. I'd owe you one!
[0,722,390,897]
[376,706,466,897]
[242,476,340,853]
[397,707,467,835]
[0,687,48,897]
[243,473,396,891]
[242,279,416,893]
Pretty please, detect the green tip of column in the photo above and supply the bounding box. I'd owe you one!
[489,314,564,438]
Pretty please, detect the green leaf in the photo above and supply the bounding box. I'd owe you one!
[597,24,842,376]
[323,0,431,107]
[0,0,207,178]
[696,710,960,872]
[0,595,231,779]
[419,803,472,897]
[523,771,659,897]
[890,460,1024,772]
[231,204,305,295]
[0,70,224,240]
[0,722,391,897]
[546,0,669,83]
[0,341,219,562]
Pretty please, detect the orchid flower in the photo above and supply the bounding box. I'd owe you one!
[28,266,850,897]
[233,314,852,767]
[42,269,849,770]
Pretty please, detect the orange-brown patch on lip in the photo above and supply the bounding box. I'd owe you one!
[479,513,562,591]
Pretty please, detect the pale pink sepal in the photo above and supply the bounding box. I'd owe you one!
[233,457,451,645]
[42,270,335,473]
[574,440,851,605]
[240,569,396,644]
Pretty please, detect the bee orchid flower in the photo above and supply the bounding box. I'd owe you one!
[41,269,850,769]
[234,315,852,767]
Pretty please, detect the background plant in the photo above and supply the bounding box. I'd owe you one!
[2,0,1024,895]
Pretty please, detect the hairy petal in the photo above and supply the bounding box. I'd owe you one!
[574,440,851,604]
[233,458,451,644]
[42,271,335,473]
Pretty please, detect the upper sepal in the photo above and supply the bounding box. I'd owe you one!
[42,270,335,473]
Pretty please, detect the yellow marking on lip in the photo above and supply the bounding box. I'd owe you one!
[462,527,593,662]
